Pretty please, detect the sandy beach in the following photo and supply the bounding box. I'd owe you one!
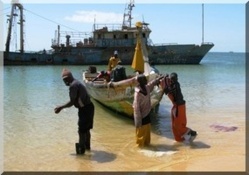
[3,99,245,172]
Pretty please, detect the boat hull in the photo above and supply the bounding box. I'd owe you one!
[149,43,214,64]
[3,43,213,65]
[3,51,54,65]
[82,72,164,118]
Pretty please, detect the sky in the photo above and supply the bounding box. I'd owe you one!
[0,0,247,52]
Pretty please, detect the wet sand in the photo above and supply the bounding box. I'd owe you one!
[4,99,245,172]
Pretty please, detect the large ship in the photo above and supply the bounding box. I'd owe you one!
[3,1,214,65]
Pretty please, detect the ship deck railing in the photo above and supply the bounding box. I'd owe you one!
[94,23,123,32]
[151,43,179,46]
[7,50,54,54]
[201,42,214,45]
[93,23,150,32]
[151,42,214,46]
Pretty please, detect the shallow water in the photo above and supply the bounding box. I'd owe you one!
[3,52,245,171]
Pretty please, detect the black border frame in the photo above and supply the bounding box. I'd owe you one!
[1,2,248,175]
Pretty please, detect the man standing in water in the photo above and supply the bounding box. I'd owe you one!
[133,74,164,147]
[162,72,197,143]
[54,68,94,155]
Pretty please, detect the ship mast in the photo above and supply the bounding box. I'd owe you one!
[5,0,24,53]
[202,3,204,43]
[122,0,135,28]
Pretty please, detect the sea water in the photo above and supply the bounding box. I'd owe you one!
[3,52,245,171]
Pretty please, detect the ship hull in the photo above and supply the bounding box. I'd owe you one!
[3,43,214,65]
[149,43,214,64]
[3,51,54,65]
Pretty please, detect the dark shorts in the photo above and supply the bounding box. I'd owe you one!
[78,102,94,133]
[142,113,151,126]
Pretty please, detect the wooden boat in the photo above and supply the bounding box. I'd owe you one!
[82,22,164,118]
